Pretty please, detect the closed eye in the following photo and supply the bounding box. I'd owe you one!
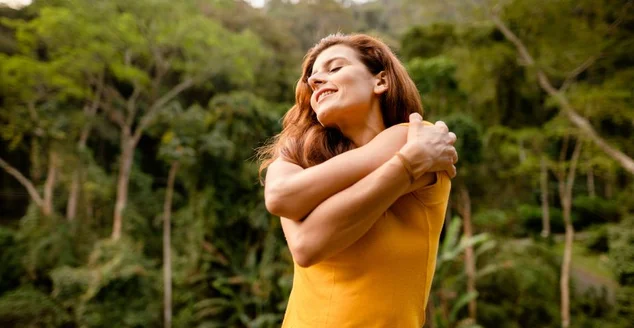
[329,66,342,73]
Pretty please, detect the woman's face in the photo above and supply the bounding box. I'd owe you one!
[308,44,386,128]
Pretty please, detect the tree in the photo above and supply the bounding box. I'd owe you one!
[489,1,634,175]
[552,132,582,328]
[154,103,205,328]
[18,0,268,239]
[0,47,83,217]
[446,114,484,322]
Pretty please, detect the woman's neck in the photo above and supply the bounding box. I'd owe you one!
[339,106,385,147]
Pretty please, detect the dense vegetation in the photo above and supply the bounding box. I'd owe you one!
[0,0,632,327]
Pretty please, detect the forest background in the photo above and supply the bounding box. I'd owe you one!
[0,0,633,327]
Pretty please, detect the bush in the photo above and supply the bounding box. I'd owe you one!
[51,238,161,327]
[473,209,512,234]
[0,227,24,295]
[608,216,634,286]
[608,216,634,323]
[573,196,621,229]
[477,240,628,327]
[517,204,566,236]
[582,225,610,254]
[0,286,69,327]
[476,241,560,327]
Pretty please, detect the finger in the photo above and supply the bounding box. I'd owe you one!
[449,165,457,178]
[409,112,423,124]
[448,132,457,145]
[449,146,458,164]
[435,120,449,133]
[408,113,423,140]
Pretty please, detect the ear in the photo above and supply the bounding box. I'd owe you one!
[373,71,388,95]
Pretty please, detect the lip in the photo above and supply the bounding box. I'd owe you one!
[315,88,338,103]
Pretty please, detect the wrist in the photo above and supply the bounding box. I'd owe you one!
[394,152,415,184]
[398,144,432,178]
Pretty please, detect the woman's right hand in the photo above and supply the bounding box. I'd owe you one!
[399,113,458,178]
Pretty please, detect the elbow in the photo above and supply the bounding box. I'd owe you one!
[265,182,303,221]
[292,249,318,268]
[264,181,286,217]
[288,235,320,268]
[264,193,284,217]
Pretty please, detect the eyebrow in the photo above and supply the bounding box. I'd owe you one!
[310,56,349,77]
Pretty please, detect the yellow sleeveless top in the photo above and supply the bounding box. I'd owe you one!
[282,122,451,328]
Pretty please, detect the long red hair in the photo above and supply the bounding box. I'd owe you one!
[259,33,423,178]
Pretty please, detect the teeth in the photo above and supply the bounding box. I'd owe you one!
[319,90,335,101]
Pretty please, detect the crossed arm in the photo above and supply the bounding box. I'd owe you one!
[265,124,437,267]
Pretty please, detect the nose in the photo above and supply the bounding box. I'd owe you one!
[308,72,326,91]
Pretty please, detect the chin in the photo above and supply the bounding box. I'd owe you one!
[315,108,340,128]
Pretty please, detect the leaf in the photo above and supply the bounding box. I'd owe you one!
[449,291,478,323]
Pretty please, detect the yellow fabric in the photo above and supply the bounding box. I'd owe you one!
[282,122,451,328]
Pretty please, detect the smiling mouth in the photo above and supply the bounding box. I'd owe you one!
[318,90,337,102]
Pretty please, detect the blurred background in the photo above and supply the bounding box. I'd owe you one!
[0,0,632,327]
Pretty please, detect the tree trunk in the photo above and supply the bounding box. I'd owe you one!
[67,126,91,221]
[42,150,58,216]
[560,198,574,328]
[163,161,179,328]
[67,173,80,220]
[112,140,135,240]
[458,185,477,321]
[587,166,596,198]
[540,156,551,238]
[557,140,582,328]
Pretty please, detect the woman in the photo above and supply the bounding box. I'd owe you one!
[259,33,457,327]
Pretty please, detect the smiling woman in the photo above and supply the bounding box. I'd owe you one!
[258,33,458,327]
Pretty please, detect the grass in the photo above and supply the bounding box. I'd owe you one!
[552,241,618,287]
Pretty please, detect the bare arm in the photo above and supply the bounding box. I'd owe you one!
[280,114,457,267]
[281,154,413,267]
[265,123,445,221]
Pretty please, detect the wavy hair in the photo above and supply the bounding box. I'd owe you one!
[258,33,423,179]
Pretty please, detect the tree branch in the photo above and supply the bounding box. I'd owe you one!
[490,9,634,175]
[566,139,583,197]
[103,101,127,131]
[125,83,143,127]
[132,78,194,143]
[0,156,44,208]
[559,55,599,92]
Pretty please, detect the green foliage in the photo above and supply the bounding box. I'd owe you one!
[573,196,622,227]
[430,217,497,328]
[517,204,566,236]
[444,114,483,165]
[0,286,69,327]
[477,241,560,327]
[0,0,632,327]
[17,206,80,278]
[0,227,24,295]
[472,209,512,234]
[51,238,161,327]
[400,23,456,60]
[582,224,610,254]
[609,216,634,286]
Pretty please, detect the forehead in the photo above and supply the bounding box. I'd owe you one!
[312,44,360,71]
